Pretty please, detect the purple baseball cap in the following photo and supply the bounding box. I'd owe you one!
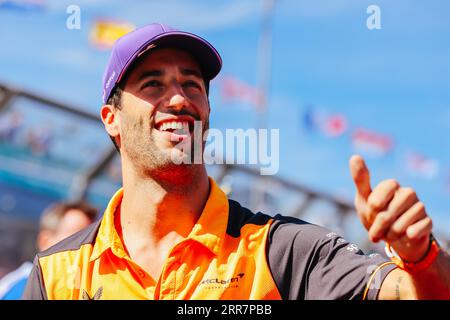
[102,22,222,104]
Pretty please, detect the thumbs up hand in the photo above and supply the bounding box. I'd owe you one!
[349,155,433,262]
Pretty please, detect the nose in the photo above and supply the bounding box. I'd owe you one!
[168,93,186,110]
[166,81,187,111]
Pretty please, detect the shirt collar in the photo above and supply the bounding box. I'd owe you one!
[90,188,126,262]
[90,177,229,261]
[185,177,229,255]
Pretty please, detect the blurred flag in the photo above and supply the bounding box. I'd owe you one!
[447,172,450,194]
[89,19,135,50]
[302,105,316,132]
[405,151,439,179]
[351,127,393,156]
[302,106,348,137]
[220,75,263,109]
[0,0,45,11]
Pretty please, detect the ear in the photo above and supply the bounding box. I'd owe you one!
[100,104,121,139]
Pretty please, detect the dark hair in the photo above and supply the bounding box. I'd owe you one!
[39,201,98,232]
[107,86,123,153]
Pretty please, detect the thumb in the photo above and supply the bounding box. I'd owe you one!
[349,155,372,201]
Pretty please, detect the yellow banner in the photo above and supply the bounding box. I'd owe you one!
[90,19,135,50]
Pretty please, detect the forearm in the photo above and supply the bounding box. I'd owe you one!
[380,249,450,300]
[409,249,450,299]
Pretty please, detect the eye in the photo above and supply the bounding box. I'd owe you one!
[183,80,202,90]
[142,80,162,88]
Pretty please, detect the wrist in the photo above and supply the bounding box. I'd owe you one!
[385,234,440,274]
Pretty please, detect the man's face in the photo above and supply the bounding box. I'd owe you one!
[113,48,210,175]
[38,209,93,251]
[54,209,93,241]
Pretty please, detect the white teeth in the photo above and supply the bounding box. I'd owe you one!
[158,121,190,132]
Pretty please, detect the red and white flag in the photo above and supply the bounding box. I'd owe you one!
[220,76,264,109]
[405,152,439,179]
[319,113,348,137]
[351,127,394,156]
[302,106,348,137]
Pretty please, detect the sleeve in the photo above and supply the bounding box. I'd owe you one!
[267,217,397,300]
[2,278,29,300]
[21,255,48,300]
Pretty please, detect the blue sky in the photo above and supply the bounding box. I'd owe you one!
[0,0,449,236]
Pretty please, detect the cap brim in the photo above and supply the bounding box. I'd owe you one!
[131,31,222,82]
[153,32,222,80]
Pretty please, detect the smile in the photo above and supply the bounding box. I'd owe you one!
[154,117,196,142]
[157,120,190,134]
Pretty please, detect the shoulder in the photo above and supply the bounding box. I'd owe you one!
[226,199,331,246]
[25,220,102,300]
[268,214,337,252]
[226,199,273,237]
[37,219,101,259]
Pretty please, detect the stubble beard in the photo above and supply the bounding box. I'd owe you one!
[122,115,209,189]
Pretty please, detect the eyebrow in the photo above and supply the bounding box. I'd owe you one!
[180,68,203,79]
[137,70,163,81]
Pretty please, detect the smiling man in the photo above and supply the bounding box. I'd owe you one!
[23,23,449,300]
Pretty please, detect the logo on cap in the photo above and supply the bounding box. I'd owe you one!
[105,71,116,90]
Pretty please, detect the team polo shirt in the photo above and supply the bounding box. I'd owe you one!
[23,178,396,300]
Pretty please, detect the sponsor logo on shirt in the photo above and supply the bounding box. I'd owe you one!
[199,273,245,289]
[82,286,103,300]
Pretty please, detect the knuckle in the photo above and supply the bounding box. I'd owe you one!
[387,179,400,189]
[376,179,398,192]
[424,217,433,228]
[368,197,382,212]
[390,226,402,237]
[403,187,417,199]
[406,225,418,237]
[369,202,381,213]
[415,201,426,213]
[390,220,403,233]
[391,222,408,235]
[377,213,389,227]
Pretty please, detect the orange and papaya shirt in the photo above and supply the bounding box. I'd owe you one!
[23,178,396,300]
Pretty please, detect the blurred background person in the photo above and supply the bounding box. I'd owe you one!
[0,201,98,300]
[0,111,23,145]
